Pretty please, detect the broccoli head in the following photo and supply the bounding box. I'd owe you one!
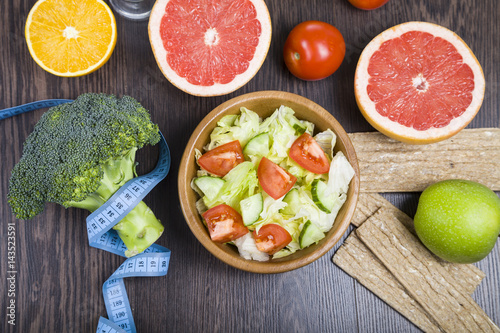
[8,93,164,257]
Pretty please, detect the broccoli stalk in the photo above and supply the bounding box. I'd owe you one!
[8,93,164,257]
[66,147,164,257]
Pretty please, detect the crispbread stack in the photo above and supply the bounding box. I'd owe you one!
[333,128,500,332]
[351,193,485,294]
[349,128,500,192]
[334,193,499,332]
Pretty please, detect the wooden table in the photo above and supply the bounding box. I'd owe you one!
[1,0,499,332]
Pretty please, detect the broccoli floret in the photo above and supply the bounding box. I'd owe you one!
[8,93,164,257]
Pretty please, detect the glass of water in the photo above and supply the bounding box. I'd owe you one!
[109,0,155,21]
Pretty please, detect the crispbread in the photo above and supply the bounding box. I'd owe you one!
[352,193,485,293]
[356,210,500,332]
[351,192,413,229]
[349,128,500,192]
[334,231,442,332]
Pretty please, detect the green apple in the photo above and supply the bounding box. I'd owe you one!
[414,179,500,263]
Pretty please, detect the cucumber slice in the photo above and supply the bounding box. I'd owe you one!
[311,179,334,213]
[240,192,263,226]
[193,176,225,201]
[243,132,270,158]
[289,117,307,135]
[280,188,300,215]
[299,220,325,249]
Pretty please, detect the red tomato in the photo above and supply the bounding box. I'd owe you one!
[202,204,248,243]
[258,157,297,199]
[198,140,244,177]
[289,133,330,174]
[253,224,292,255]
[283,21,345,81]
[348,0,389,10]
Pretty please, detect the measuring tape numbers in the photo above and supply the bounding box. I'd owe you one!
[89,132,171,333]
[2,99,171,333]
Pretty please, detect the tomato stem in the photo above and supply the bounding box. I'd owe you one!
[294,52,300,60]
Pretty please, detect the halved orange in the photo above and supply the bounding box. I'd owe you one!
[25,0,117,77]
[355,22,485,144]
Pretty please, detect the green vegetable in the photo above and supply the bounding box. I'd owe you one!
[299,220,325,248]
[8,93,163,257]
[259,106,314,164]
[280,188,300,215]
[314,129,336,157]
[193,176,225,201]
[240,192,263,226]
[243,132,270,161]
[279,157,322,185]
[288,116,308,135]
[250,194,288,232]
[311,179,335,213]
[206,107,260,150]
[202,161,259,210]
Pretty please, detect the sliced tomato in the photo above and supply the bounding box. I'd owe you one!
[253,224,292,255]
[258,157,297,199]
[198,140,244,177]
[202,204,248,243]
[289,133,330,174]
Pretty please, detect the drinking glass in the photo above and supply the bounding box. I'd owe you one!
[109,0,155,21]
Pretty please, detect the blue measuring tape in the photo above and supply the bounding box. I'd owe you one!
[0,99,74,120]
[2,99,171,333]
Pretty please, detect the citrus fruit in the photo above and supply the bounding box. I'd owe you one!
[148,0,272,97]
[354,22,485,144]
[25,0,117,77]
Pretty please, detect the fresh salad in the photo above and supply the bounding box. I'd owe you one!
[191,106,355,261]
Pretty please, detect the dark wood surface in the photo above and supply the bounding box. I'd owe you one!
[1,0,499,332]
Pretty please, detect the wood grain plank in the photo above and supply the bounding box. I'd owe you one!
[1,0,499,332]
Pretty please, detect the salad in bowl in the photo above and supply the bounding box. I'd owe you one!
[178,91,359,273]
[191,105,355,261]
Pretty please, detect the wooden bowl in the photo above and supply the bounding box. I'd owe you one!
[178,91,360,273]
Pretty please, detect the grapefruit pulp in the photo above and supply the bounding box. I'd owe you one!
[354,22,485,144]
[148,0,272,97]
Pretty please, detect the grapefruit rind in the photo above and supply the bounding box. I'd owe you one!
[25,0,117,77]
[354,22,485,144]
[148,0,272,97]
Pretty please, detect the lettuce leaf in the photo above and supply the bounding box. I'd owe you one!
[279,157,324,185]
[314,129,337,159]
[318,151,355,231]
[203,161,259,210]
[251,194,288,233]
[233,233,269,262]
[271,217,303,259]
[327,151,355,198]
[260,106,314,165]
[206,107,260,151]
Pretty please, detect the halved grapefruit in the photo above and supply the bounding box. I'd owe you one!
[148,0,272,97]
[354,22,485,144]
